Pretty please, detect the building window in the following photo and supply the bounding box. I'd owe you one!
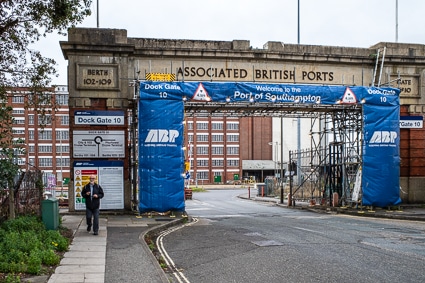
[56,94,68,105]
[39,158,52,167]
[196,171,209,180]
[38,145,52,153]
[12,96,24,104]
[28,115,34,125]
[196,146,209,155]
[212,159,224,166]
[211,146,224,155]
[227,122,239,130]
[17,158,26,166]
[227,146,239,155]
[212,122,223,130]
[56,145,69,153]
[29,130,34,140]
[38,130,52,140]
[196,134,209,142]
[56,158,70,167]
[29,145,35,153]
[13,118,25,125]
[226,134,239,142]
[196,159,209,167]
[12,129,25,134]
[12,109,25,114]
[56,131,68,140]
[196,122,208,130]
[39,94,52,105]
[212,134,224,142]
[227,159,239,167]
[187,122,193,130]
[38,114,52,125]
[187,134,193,143]
[14,147,24,156]
[61,115,69,125]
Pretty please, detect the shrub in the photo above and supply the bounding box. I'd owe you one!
[0,216,44,234]
[43,230,69,252]
[26,250,42,275]
[41,249,60,266]
[0,216,71,278]
[3,273,21,283]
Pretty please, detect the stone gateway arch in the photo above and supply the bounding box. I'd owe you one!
[60,28,425,212]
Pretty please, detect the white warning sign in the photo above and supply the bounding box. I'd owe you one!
[191,83,211,101]
[341,87,357,104]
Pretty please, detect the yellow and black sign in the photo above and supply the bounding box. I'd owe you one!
[146,73,176,82]
[185,161,190,171]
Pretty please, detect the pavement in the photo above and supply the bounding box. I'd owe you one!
[26,188,425,283]
[244,193,425,222]
[28,211,186,283]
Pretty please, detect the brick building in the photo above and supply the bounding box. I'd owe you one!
[8,86,70,196]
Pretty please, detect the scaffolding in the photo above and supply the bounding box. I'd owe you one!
[288,109,362,206]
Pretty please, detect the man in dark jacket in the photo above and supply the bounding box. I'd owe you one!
[82,175,104,235]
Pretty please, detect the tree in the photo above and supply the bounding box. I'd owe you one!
[0,0,92,219]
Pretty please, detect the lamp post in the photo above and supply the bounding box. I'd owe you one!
[280,117,284,204]
[59,131,63,197]
[268,141,278,177]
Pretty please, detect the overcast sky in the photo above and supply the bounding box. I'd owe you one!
[34,0,425,85]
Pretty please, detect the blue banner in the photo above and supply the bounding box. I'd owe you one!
[139,81,399,105]
[363,104,401,206]
[138,99,185,213]
[139,81,401,211]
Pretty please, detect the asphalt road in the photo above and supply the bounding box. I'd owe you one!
[161,189,425,283]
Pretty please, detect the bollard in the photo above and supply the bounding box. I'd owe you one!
[261,186,264,197]
[332,192,339,207]
[248,186,250,199]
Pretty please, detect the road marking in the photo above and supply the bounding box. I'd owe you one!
[293,226,325,234]
[156,218,199,283]
[186,207,212,211]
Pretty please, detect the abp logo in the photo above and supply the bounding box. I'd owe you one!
[145,129,179,143]
[369,131,397,144]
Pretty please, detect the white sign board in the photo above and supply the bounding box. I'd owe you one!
[400,116,423,128]
[74,110,125,125]
[74,160,124,210]
[73,130,125,158]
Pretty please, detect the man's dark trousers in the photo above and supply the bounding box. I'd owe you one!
[86,207,100,233]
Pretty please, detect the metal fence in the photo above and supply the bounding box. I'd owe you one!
[0,170,44,222]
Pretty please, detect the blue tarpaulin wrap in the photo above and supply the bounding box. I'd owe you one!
[139,81,401,212]
[362,98,401,206]
[138,98,185,213]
